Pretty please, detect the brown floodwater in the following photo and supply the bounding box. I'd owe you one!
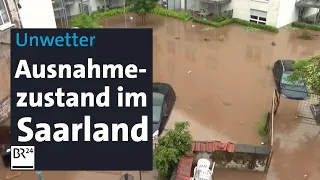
[2,14,319,180]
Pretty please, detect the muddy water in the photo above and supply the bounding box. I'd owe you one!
[2,14,319,180]
[97,14,320,180]
[98,14,320,144]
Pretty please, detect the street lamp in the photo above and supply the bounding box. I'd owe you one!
[124,0,128,28]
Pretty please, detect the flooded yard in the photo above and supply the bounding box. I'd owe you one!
[97,14,320,180]
[1,14,319,180]
[98,14,320,144]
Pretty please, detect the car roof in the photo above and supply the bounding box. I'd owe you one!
[153,92,164,106]
[153,83,173,95]
[278,60,295,71]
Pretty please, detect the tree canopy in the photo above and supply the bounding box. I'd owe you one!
[126,0,158,24]
[288,55,320,102]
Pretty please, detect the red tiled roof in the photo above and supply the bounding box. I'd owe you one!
[176,155,194,180]
[191,141,235,153]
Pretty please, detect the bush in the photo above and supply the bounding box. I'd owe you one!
[154,122,192,179]
[299,31,313,40]
[151,7,192,21]
[193,18,233,27]
[70,13,102,28]
[212,13,228,22]
[219,35,225,41]
[292,21,320,31]
[258,112,269,137]
[90,8,130,20]
[75,7,279,33]
[193,18,278,32]
[232,18,279,32]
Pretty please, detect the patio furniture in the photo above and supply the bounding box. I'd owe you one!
[197,9,211,17]
[193,159,215,180]
[197,158,210,170]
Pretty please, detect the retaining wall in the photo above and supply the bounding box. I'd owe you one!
[192,142,270,172]
[208,144,270,171]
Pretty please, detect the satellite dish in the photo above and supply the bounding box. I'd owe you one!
[119,173,134,180]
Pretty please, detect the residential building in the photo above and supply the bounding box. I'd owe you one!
[0,0,16,127]
[0,0,19,30]
[52,0,125,27]
[182,0,320,28]
[18,0,56,28]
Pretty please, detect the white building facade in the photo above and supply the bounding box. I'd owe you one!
[182,0,320,28]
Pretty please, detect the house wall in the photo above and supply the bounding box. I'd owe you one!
[90,0,104,11]
[69,3,81,16]
[277,0,319,28]
[109,0,124,8]
[0,29,11,126]
[220,0,280,27]
[304,7,319,19]
[19,0,56,28]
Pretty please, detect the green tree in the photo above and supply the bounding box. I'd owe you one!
[154,122,192,179]
[288,55,320,104]
[70,13,102,28]
[126,0,158,25]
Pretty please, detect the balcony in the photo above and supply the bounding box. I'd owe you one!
[64,0,82,5]
[296,0,320,8]
[52,0,82,11]
[199,0,232,4]
[0,96,10,124]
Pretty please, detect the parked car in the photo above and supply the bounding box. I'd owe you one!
[273,60,308,100]
[1,144,11,168]
[152,83,176,140]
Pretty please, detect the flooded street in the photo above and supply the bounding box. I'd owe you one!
[2,14,319,180]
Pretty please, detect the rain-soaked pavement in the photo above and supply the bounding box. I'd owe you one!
[2,14,320,180]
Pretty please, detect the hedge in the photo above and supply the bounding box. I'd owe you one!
[151,7,192,21]
[91,8,131,20]
[232,18,279,33]
[292,21,320,31]
[71,7,279,32]
[193,18,233,27]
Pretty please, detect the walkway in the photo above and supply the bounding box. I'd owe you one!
[266,98,320,180]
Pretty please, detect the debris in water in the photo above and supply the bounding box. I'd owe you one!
[304,174,307,177]
[261,142,265,145]
[188,70,192,73]
[223,102,231,106]
[189,107,192,110]
[192,25,195,27]
[175,37,180,40]
[295,116,298,119]
[204,38,210,41]
[130,17,133,20]
[240,121,244,124]
[271,41,276,46]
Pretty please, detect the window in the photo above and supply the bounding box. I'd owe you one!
[250,9,267,25]
[162,102,168,117]
[0,0,12,30]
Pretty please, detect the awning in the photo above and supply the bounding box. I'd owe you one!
[199,0,231,5]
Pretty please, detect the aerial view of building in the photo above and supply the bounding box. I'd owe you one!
[0,0,319,179]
